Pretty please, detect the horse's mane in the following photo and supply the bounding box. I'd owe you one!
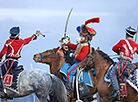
[97,50,114,64]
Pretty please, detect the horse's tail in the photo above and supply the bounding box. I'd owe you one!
[50,74,68,102]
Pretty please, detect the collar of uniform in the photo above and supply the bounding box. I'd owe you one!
[126,37,133,41]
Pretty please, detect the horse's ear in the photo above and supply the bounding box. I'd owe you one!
[97,47,100,50]
[91,47,95,53]
[53,46,60,52]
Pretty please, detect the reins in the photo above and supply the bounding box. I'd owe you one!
[84,50,118,68]
[39,50,55,64]
[39,50,69,64]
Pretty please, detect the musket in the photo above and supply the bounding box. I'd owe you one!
[64,8,73,37]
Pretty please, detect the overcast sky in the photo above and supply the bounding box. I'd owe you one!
[0,0,138,101]
[0,0,138,73]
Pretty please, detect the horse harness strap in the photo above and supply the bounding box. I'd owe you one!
[2,59,14,79]
[39,50,55,64]
[85,50,104,68]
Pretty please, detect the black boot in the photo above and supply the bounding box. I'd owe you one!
[66,82,73,95]
[109,90,121,99]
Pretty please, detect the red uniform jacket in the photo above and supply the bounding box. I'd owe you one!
[0,35,35,60]
[68,42,89,61]
[112,38,138,61]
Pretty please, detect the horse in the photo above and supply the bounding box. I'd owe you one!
[33,46,98,102]
[0,69,68,102]
[78,47,138,102]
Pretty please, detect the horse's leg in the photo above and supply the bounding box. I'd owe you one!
[1,98,7,102]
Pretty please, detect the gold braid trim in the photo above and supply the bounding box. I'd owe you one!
[80,32,89,35]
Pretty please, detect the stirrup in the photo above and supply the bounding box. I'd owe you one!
[117,94,121,101]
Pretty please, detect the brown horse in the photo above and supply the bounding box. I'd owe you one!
[78,47,138,102]
[33,47,97,102]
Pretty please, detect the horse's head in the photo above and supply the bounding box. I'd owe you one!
[79,47,99,70]
[33,46,60,64]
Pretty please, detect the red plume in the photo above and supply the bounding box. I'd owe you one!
[85,17,100,25]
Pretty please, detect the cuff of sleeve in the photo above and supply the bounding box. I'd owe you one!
[33,34,37,40]
[74,54,77,59]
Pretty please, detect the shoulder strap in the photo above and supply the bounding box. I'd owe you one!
[125,40,134,55]
[88,42,91,54]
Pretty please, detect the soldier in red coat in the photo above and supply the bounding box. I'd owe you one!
[109,26,138,99]
[61,17,100,93]
[0,26,40,95]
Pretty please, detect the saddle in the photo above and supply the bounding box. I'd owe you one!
[2,65,24,90]
[72,68,95,98]
[104,63,138,97]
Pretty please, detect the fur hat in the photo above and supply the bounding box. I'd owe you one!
[79,17,100,41]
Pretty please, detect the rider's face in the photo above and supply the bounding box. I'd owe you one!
[80,36,86,43]
[63,45,69,51]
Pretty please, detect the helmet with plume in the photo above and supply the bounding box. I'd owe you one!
[76,17,100,41]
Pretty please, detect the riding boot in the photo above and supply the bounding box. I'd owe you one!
[109,66,121,99]
[60,73,66,82]
[66,82,73,95]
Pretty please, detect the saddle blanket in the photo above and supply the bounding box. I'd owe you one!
[77,70,94,88]
[2,66,24,90]
[104,64,138,92]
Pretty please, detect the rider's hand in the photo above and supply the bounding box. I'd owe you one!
[63,38,70,45]
[36,30,40,36]
[69,53,74,57]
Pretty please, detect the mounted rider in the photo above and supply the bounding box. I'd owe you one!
[0,26,40,95]
[60,17,100,93]
[109,26,138,99]
[59,36,74,66]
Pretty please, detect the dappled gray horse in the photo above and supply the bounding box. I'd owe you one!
[0,69,68,102]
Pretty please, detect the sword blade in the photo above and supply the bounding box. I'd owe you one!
[64,8,73,37]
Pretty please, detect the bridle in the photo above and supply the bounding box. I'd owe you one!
[39,50,56,64]
[84,50,105,68]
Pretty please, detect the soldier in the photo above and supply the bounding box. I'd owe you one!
[109,26,138,99]
[59,36,74,80]
[0,26,40,95]
[61,17,100,93]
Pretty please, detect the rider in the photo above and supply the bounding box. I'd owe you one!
[0,26,40,95]
[109,26,138,99]
[61,17,100,92]
[59,36,74,65]
[59,36,74,79]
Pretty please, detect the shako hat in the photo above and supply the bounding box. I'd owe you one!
[10,26,20,35]
[126,26,137,37]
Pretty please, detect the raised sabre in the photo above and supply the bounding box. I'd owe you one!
[64,8,73,37]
